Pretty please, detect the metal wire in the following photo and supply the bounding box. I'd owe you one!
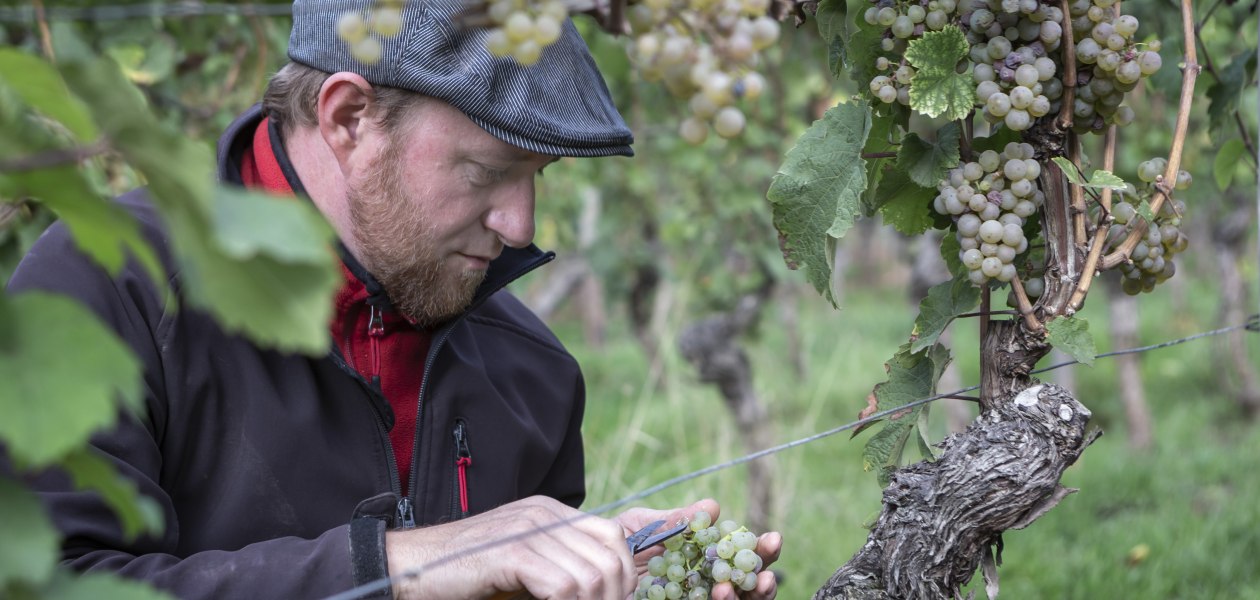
[319,317,1258,600]
[0,2,297,22]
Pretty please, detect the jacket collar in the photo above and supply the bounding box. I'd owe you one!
[216,104,555,317]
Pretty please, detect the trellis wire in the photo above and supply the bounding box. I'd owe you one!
[321,317,1258,600]
[0,2,296,22]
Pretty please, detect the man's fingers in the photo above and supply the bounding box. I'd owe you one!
[755,532,783,566]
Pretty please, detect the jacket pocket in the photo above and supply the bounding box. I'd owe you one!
[450,418,473,521]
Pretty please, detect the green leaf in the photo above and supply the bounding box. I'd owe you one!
[861,343,951,485]
[1214,138,1246,190]
[38,570,176,600]
[58,449,164,540]
[51,25,338,354]
[170,205,339,353]
[11,167,165,285]
[905,27,974,121]
[213,187,335,264]
[859,112,897,215]
[844,5,885,91]
[910,277,982,354]
[1134,199,1155,223]
[897,122,961,187]
[940,230,965,277]
[1085,170,1127,190]
[0,478,58,589]
[1206,51,1257,139]
[875,166,937,235]
[0,292,143,467]
[1052,157,1127,190]
[815,0,848,78]
[1045,315,1096,367]
[767,101,872,305]
[0,49,97,141]
[1053,157,1086,185]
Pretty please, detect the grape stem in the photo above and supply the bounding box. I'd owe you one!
[1067,125,1118,311]
[1055,0,1077,131]
[979,287,991,405]
[1100,0,1200,269]
[960,115,973,162]
[1010,274,1044,332]
[1067,132,1088,243]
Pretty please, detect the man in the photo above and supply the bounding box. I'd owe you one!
[8,0,780,598]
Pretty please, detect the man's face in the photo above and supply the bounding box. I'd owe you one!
[344,99,556,327]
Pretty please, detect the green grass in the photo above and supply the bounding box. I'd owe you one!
[555,275,1260,599]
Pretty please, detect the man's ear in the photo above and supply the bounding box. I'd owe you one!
[316,72,379,174]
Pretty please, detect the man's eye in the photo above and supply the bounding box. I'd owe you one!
[471,166,505,186]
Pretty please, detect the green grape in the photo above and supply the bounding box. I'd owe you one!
[350,36,383,65]
[1137,51,1161,75]
[337,11,369,43]
[713,106,746,139]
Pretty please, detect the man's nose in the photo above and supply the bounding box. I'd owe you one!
[485,181,536,249]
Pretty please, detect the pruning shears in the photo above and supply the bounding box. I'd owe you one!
[625,519,690,555]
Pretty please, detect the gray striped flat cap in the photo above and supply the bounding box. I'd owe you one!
[288,0,633,157]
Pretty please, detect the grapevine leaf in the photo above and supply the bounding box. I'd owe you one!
[844,5,885,91]
[1135,200,1155,223]
[11,167,165,285]
[1214,138,1246,190]
[59,449,164,540]
[1085,170,1127,190]
[910,277,982,354]
[897,122,961,187]
[905,27,974,121]
[213,187,335,265]
[1052,157,1127,190]
[860,112,898,215]
[767,101,872,305]
[876,166,937,235]
[863,157,890,216]
[940,231,966,277]
[0,49,97,141]
[916,407,938,460]
[1205,51,1257,139]
[861,343,951,485]
[52,25,339,354]
[1052,157,1086,185]
[815,0,848,78]
[0,292,143,468]
[1045,316,1096,367]
[0,479,58,589]
[40,571,176,600]
[971,129,1022,154]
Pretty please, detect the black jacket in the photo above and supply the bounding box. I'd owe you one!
[6,106,587,598]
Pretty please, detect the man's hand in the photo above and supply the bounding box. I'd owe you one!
[385,496,636,600]
[614,499,782,600]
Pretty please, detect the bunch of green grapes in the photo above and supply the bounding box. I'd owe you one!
[862,0,962,106]
[626,0,779,143]
[482,0,570,66]
[934,142,1044,286]
[964,0,1065,131]
[1107,158,1191,295]
[336,0,406,65]
[633,511,764,600]
[1065,0,1161,132]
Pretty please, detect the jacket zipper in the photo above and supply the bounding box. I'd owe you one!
[450,419,473,520]
[404,254,554,512]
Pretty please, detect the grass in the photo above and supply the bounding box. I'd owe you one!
[551,271,1260,599]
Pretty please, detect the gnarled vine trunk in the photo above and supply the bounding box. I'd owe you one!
[815,323,1098,599]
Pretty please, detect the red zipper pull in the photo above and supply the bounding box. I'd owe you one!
[368,305,384,380]
[454,421,473,514]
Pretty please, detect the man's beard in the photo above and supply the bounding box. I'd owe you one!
[346,140,486,327]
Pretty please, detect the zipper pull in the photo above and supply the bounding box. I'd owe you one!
[368,305,384,381]
[454,421,472,516]
[397,496,416,529]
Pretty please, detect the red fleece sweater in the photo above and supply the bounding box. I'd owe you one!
[239,118,429,492]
